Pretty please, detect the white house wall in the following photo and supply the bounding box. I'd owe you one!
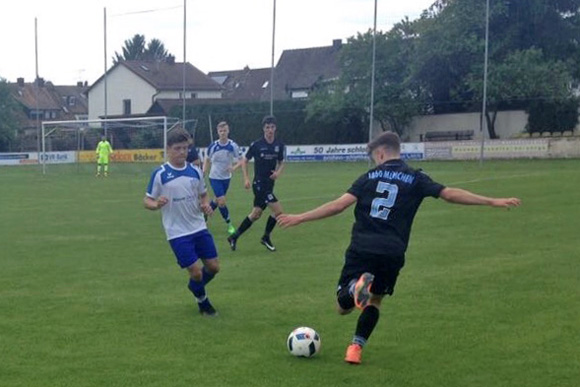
[407,110,529,141]
[88,66,158,120]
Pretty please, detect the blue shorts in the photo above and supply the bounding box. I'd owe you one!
[168,229,218,269]
[209,178,231,198]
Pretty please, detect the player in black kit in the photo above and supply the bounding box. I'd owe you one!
[228,115,285,252]
[277,131,521,365]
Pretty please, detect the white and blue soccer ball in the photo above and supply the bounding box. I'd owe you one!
[287,327,321,358]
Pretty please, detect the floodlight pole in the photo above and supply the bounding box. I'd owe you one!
[182,0,187,125]
[164,116,168,162]
[104,8,108,137]
[35,18,40,164]
[41,121,45,174]
[479,0,490,165]
[369,0,377,144]
[269,0,276,116]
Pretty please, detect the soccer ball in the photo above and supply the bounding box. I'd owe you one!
[286,327,321,358]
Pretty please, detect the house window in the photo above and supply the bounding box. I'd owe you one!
[190,93,197,99]
[68,96,76,106]
[123,99,131,115]
[29,109,42,120]
[291,90,309,99]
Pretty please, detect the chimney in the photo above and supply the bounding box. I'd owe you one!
[35,77,45,87]
[17,77,24,86]
[77,81,83,87]
[332,39,342,49]
[166,55,175,64]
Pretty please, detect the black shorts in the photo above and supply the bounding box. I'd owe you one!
[337,248,404,296]
[252,180,278,209]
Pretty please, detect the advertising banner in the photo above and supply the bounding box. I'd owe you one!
[285,143,424,162]
[40,151,77,164]
[452,140,549,159]
[78,149,165,163]
[0,153,37,166]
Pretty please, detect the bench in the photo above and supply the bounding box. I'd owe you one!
[423,130,474,142]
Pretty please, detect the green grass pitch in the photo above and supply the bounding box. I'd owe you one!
[1,159,579,387]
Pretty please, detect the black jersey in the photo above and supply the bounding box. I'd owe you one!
[346,159,445,257]
[186,145,199,164]
[244,138,285,182]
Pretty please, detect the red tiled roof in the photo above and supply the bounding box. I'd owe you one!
[88,60,222,92]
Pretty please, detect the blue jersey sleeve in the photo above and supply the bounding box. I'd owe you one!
[146,166,163,198]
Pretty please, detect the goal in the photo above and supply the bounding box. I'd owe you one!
[40,116,182,174]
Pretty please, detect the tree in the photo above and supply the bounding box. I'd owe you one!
[307,22,426,138]
[113,34,172,63]
[411,0,580,138]
[144,39,169,61]
[467,48,574,137]
[0,78,18,151]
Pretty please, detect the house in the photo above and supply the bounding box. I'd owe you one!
[263,39,343,101]
[147,67,272,117]
[86,59,223,120]
[8,77,89,150]
[208,66,272,101]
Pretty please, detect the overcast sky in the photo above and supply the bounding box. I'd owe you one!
[1,0,434,85]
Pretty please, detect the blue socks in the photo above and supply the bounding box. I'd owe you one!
[188,278,206,302]
[202,267,215,285]
[188,268,217,302]
[218,206,230,223]
[210,200,231,224]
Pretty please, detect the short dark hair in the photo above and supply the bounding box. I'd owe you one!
[367,131,401,154]
[261,115,277,126]
[167,129,191,147]
[216,121,229,129]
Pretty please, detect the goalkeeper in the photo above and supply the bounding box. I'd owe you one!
[96,135,113,177]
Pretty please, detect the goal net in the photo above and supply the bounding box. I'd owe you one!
[40,116,184,175]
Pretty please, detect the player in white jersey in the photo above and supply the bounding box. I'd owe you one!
[203,121,241,236]
[144,129,220,316]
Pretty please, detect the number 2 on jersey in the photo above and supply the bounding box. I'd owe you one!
[370,182,398,220]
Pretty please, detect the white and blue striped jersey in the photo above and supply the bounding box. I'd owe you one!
[206,139,240,180]
[146,162,207,240]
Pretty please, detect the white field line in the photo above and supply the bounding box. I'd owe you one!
[283,172,542,203]
[446,172,546,186]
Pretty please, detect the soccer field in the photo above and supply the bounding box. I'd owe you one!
[1,159,579,387]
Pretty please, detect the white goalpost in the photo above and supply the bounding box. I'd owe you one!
[41,116,181,174]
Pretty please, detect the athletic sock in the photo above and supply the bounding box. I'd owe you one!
[187,278,206,300]
[354,305,380,343]
[352,335,367,347]
[202,267,216,285]
[264,215,277,237]
[198,297,211,309]
[210,200,218,210]
[235,216,253,238]
[219,205,230,222]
